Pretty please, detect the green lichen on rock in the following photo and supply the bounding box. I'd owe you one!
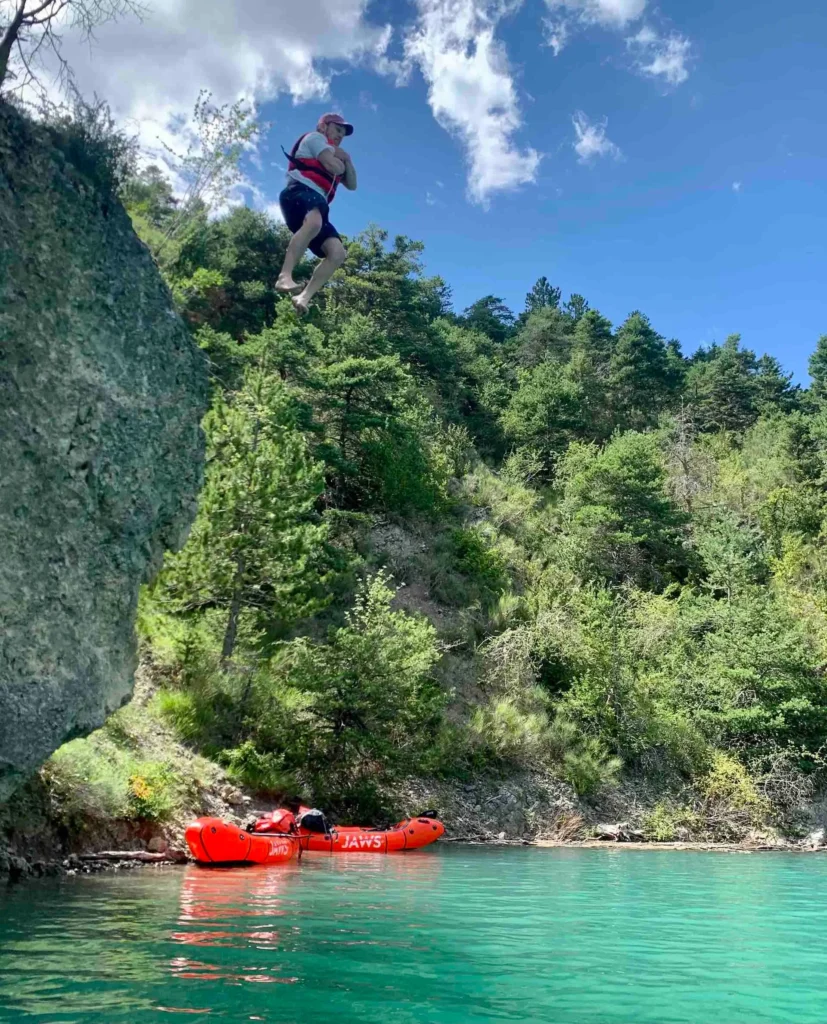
[0,101,208,801]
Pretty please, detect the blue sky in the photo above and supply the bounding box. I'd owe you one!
[253,0,826,381]
[49,0,826,381]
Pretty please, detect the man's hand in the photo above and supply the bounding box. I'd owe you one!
[318,149,346,177]
[333,146,351,164]
[339,149,357,190]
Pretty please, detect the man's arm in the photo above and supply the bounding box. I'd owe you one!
[334,147,358,191]
[302,132,346,177]
[318,149,346,177]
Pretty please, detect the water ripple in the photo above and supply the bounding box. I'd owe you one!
[3,849,827,1022]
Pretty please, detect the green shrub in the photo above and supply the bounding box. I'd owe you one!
[127,762,176,822]
[220,741,296,795]
[282,572,445,782]
[42,694,221,830]
[45,743,178,825]
[40,91,138,194]
[544,713,623,797]
[701,752,763,810]
[156,674,247,754]
[467,698,621,797]
[451,527,509,599]
[414,536,477,608]
[45,739,132,824]
[486,591,529,635]
[641,802,699,841]
[469,697,552,763]
[156,572,446,818]
[560,737,622,797]
[416,723,478,778]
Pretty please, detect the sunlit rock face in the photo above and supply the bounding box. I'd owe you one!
[0,102,208,801]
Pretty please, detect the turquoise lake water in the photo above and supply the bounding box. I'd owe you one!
[3,846,827,1023]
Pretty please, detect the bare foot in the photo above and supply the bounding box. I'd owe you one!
[292,293,310,316]
[275,275,302,294]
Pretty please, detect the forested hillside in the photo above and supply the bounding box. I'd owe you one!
[33,108,827,845]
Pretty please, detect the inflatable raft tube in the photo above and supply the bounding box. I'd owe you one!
[185,817,299,866]
[299,816,445,853]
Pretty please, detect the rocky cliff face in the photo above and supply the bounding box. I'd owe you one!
[0,102,208,802]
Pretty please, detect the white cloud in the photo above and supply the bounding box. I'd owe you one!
[543,0,646,51]
[732,181,742,192]
[426,191,437,205]
[572,111,622,162]
[628,24,657,45]
[403,0,540,207]
[543,18,570,55]
[242,182,286,223]
[626,27,691,85]
[359,90,379,111]
[542,0,692,86]
[25,0,537,208]
[24,0,391,170]
[546,0,647,28]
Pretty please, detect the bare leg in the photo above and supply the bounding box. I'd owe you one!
[292,238,347,315]
[276,209,323,293]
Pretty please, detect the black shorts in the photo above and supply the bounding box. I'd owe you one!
[279,183,342,259]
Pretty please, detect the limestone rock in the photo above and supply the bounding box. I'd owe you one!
[804,828,825,850]
[595,822,640,842]
[0,102,207,800]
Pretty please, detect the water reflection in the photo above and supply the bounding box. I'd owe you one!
[168,852,445,994]
[177,862,301,920]
[7,849,827,1024]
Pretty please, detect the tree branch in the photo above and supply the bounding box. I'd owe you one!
[21,0,62,21]
[29,1,71,27]
[1,0,145,93]
[0,0,28,86]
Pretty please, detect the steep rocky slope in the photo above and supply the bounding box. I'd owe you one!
[0,102,208,800]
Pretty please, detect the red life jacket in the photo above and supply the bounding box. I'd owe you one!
[253,808,296,834]
[284,133,340,203]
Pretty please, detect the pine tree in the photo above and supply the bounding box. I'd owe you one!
[284,572,443,788]
[501,362,584,469]
[327,229,454,380]
[567,310,615,440]
[524,276,562,314]
[808,335,827,400]
[558,433,690,588]
[684,334,759,433]
[461,295,516,345]
[607,312,679,431]
[563,293,590,322]
[307,341,439,511]
[514,306,573,367]
[755,353,799,414]
[160,370,330,661]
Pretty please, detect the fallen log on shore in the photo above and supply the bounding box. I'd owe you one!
[78,849,187,864]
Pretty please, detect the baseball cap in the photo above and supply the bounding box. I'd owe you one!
[317,112,354,136]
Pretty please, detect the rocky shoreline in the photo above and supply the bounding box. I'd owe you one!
[7,834,827,885]
[7,822,827,884]
[5,764,827,883]
[1,849,187,883]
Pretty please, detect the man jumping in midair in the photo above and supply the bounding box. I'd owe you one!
[275,112,357,315]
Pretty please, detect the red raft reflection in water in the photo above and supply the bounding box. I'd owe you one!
[165,855,445,1003]
[185,818,299,866]
[166,864,302,993]
[171,862,300,947]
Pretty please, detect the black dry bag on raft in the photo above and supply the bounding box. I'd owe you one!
[297,808,330,834]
